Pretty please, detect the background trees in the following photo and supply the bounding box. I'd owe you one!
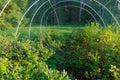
[0,0,28,29]
[0,0,120,27]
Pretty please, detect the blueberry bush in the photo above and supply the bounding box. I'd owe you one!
[0,24,120,80]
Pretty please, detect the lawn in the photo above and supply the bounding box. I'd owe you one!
[0,25,83,40]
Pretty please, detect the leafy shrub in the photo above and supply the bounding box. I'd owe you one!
[0,24,120,80]
[47,23,120,79]
[62,24,120,79]
[0,34,72,80]
[0,20,12,30]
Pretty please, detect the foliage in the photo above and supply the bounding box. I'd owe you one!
[0,35,71,80]
[46,24,120,79]
[1,0,120,27]
[0,24,120,79]
[0,0,28,29]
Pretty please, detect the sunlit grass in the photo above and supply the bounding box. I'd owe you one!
[0,25,83,40]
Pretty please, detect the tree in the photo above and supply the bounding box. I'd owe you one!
[0,0,28,29]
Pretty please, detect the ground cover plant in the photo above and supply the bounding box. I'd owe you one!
[0,24,120,80]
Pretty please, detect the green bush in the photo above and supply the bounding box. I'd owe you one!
[47,24,120,79]
[0,35,72,80]
[0,20,12,30]
[0,24,120,80]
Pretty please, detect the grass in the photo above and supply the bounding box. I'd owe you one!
[0,25,83,40]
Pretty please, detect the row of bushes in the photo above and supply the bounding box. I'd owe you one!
[0,24,120,80]
[0,34,72,80]
[46,24,120,80]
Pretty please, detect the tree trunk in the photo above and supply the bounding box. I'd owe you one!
[54,0,56,24]
[79,0,83,23]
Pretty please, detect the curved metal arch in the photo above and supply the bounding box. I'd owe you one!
[93,0,120,27]
[45,5,97,27]
[28,0,106,38]
[39,0,106,27]
[28,1,48,38]
[15,0,120,38]
[47,0,60,25]
[0,0,11,17]
[15,0,59,37]
[15,0,40,37]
